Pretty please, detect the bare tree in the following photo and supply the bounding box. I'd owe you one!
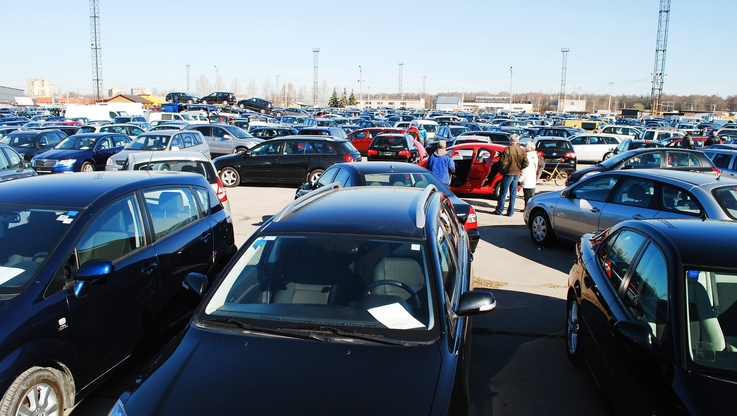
[319,80,330,107]
[195,75,211,97]
[213,73,224,92]
[261,79,273,100]
[246,79,258,98]
[231,78,243,97]
[284,83,296,107]
[297,85,307,104]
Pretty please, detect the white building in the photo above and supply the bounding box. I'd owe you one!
[357,97,426,110]
[26,79,53,98]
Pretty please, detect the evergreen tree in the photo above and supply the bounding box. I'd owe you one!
[328,89,340,107]
[340,88,349,108]
[348,90,357,106]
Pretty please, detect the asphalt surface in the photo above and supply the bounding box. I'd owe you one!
[67,175,609,415]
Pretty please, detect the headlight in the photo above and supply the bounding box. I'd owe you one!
[59,159,76,166]
[108,400,127,416]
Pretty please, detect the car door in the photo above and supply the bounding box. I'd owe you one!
[239,140,284,182]
[92,135,117,169]
[598,177,659,230]
[464,146,494,189]
[569,136,591,161]
[278,139,317,183]
[209,126,234,156]
[191,125,215,152]
[65,194,159,377]
[552,175,618,241]
[0,147,33,181]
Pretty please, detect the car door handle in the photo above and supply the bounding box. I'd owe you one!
[632,214,646,220]
[200,231,212,243]
[142,263,158,275]
[590,207,600,213]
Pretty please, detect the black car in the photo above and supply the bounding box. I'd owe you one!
[0,172,236,415]
[458,130,511,145]
[366,133,420,163]
[199,91,237,106]
[109,184,496,416]
[603,138,664,160]
[165,92,198,104]
[298,127,348,140]
[4,129,66,162]
[32,124,82,137]
[567,148,719,185]
[534,138,577,174]
[296,162,481,252]
[249,127,299,140]
[534,126,582,139]
[0,126,20,141]
[0,143,36,182]
[236,97,274,113]
[568,218,737,415]
[215,136,361,187]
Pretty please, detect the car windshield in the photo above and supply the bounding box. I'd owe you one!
[685,269,737,374]
[422,124,437,133]
[128,134,169,150]
[0,208,76,294]
[56,136,96,150]
[537,140,572,151]
[223,125,253,139]
[132,159,216,184]
[6,133,36,147]
[79,126,97,133]
[201,234,436,342]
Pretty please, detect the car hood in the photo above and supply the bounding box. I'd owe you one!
[688,369,737,415]
[34,149,88,160]
[123,327,443,415]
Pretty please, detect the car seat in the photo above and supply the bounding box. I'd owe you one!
[688,280,727,353]
[371,257,424,301]
[389,173,406,186]
[626,184,650,207]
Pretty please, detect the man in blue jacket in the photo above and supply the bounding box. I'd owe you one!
[426,140,455,185]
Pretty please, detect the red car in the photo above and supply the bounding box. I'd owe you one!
[347,127,405,156]
[446,142,519,199]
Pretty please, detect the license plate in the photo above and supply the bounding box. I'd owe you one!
[380,151,393,156]
[35,168,51,173]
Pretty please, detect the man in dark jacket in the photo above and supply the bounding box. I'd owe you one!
[680,133,694,150]
[494,134,529,217]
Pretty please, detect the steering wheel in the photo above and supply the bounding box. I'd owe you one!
[364,280,420,308]
[32,252,49,265]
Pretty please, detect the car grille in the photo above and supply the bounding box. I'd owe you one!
[34,159,58,167]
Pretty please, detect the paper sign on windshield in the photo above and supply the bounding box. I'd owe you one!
[368,303,424,330]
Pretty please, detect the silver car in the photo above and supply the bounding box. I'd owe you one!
[106,130,210,171]
[524,169,737,246]
[186,123,263,157]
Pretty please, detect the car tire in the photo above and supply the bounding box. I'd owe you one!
[239,104,244,109]
[566,295,582,363]
[233,147,247,154]
[307,169,324,184]
[0,366,67,416]
[222,101,228,106]
[201,100,208,105]
[80,161,94,172]
[602,151,613,161]
[492,182,501,199]
[529,209,555,246]
[219,167,240,187]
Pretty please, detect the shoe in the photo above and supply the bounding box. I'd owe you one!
[492,211,502,215]
[506,213,514,217]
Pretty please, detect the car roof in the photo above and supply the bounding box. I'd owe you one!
[126,151,211,163]
[265,186,430,239]
[605,168,729,187]
[0,171,208,209]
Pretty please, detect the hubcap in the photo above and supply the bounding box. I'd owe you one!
[531,216,547,242]
[567,301,579,354]
[221,170,236,186]
[18,382,60,416]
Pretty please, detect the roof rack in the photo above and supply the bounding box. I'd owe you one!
[415,184,438,229]
[272,182,342,223]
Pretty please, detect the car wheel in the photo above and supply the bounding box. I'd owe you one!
[307,169,324,184]
[239,104,244,109]
[529,209,555,246]
[0,366,67,416]
[233,147,247,154]
[188,99,194,104]
[222,100,228,106]
[220,167,240,187]
[80,161,94,172]
[566,295,582,363]
[602,151,612,161]
[492,181,501,199]
[201,100,208,104]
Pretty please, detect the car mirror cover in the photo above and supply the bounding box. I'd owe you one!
[456,289,497,316]
[613,320,652,349]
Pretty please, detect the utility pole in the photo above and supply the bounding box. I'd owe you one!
[398,63,403,101]
[89,0,103,102]
[312,48,319,107]
[186,64,190,94]
[509,67,513,113]
[559,48,569,113]
[358,66,363,108]
[608,81,613,113]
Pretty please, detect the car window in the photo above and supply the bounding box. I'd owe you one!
[193,126,211,137]
[612,178,655,208]
[0,149,9,170]
[76,196,145,268]
[170,134,184,149]
[666,151,701,167]
[112,135,129,147]
[95,137,112,150]
[573,175,619,202]
[597,229,647,291]
[251,142,283,156]
[145,188,199,239]
[313,142,336,154]
[570,137,587,145]
[314,167,339,187]
[212,128,226,138]
[131,127,144,136]
[193,186,211,217]
[661,185,702,216]
[3,148,23,169]
[622,241,668,344]
[332,168,351,186]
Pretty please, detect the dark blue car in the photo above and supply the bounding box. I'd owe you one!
[0,172,237,415]
[31,132,131,173]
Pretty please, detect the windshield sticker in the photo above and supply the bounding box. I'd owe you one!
[368,303,424,330]
[56,214,74,224]
[411,244,421,251]
[687,270,700,279]
[0,267,24,285]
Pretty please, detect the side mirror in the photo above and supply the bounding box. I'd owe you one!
[170,146,180,151]
[74,260,114,298]
[223,134,231,140]
[560,189,574,198]
[183,272,209,296]
[613,320,652,350]
[301,182,313,190]
[456,289,496,316]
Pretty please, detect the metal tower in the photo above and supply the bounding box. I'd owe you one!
[651,0,671,114]
[312,48,319,106]
[558,48,569,112]
[89,0,103,102]
[186,64,190,94]
[398,62,403,100]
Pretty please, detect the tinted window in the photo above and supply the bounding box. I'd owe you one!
[3,148,23,169]
[574,175,619,202]
[666,151,702,167]
[597,229,647,290]
[251,142,282,156]
[145,189,199,239]
[332,168,351,186]
[313,142,336,154]
[77,196,145,266]
[612,178,655,208]
[0,149,9,170]
[623,241,668,344]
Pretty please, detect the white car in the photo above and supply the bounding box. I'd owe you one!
[568,133,623,163]
[106,130,211,171]
[120,151,230,213]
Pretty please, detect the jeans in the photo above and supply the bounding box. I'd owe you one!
[495,174,519,216]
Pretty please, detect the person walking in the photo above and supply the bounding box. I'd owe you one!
[494,134,528,217]
[426,140,455,186]
[680,133,694,149]
[519,141,539,209]
[705,130,720,147]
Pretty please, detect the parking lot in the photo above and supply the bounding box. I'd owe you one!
[68,175,608,415]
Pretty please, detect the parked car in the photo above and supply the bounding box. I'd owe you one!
[148,121,189,131]
[664,137,707,149]
[4,129,66,162]
[703,147,737,180]
[249,127,299,140]
[106,130,210,171]
[85,123,146,138]
[525,169,737,246]
[199,92,237,106]
[108,184,496,415]
[435,125,471,145]
[567,218,737,415]
[600,125,643,138]
[236,97,274,113]
[185,124,263,157]
[567,148,719,186]
[0,172,236,416]
[534,138,577,176]
[295,161,479,251]
[0,143,36,182]
[0,127,19,142]
[297,127,348,140]
[603,138,664,160]
[567,133,622,163]
[347,127,405,156]
[640,128,685,142]
[366,133,420,163]
[534,126,582,139]
[31,132,130,173]
[458,130,511,145]
[215,136,361,187]
[443,142,513,199]
[165,92,198,104]
[119,150,231,213]
[32,125,81,137]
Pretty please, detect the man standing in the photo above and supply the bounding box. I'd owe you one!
[426,140,455,185]
[494,134,528,217]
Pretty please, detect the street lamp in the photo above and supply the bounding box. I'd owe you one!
[608,81,613,113]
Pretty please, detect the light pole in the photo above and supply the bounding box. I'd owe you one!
[358,66,363,108]
[509,67,513,113]
[608,81,613,113]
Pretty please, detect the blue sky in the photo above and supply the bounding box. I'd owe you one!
[5,0,736,98]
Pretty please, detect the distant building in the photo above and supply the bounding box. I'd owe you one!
[108,87,124,98]
[131,87,151,95]
[26,79,53,98]
[357,98,426,110]
[0,86,26,105]
[105,94,154,109]
[435,96,462,111]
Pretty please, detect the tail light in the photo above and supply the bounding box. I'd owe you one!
[714,167,722,178]
[398,150,411,157]
[342,154,354,162]
[464,205,478,231]
[537,150,544,159]
[564,152,576,159]
[215,176,228,204]
[367,149,378,157]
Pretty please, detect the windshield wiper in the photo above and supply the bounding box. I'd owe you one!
[201,318,328,342]
[291,325,410,346]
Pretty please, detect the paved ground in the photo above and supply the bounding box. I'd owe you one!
[68,177,609,415]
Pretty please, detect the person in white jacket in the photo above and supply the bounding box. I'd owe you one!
[519,142,539,209]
